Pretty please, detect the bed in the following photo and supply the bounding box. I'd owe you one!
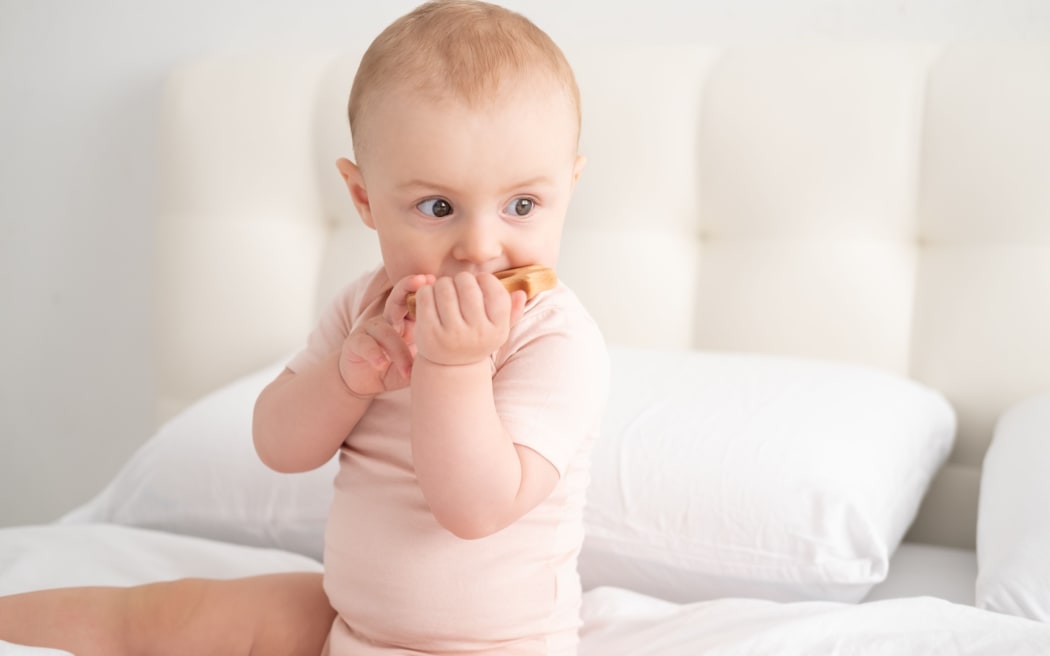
[3,43,1050,654]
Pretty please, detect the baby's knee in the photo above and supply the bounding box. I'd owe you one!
[248,573,334,656]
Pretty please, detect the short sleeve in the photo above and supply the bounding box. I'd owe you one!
[491,286,610,476]
[286,266,390,374]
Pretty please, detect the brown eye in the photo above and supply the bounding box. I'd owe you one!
[508,197,534,216]
[418,198,453,218]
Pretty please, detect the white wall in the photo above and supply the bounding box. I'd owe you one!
[1,0,1047,526]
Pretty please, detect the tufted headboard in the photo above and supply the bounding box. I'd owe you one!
[155,44,1050,550]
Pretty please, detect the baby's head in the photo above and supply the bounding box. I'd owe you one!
[338,0,585,281]
[348,0,581,165]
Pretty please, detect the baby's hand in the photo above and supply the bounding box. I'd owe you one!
[338,274,433,397]
[412,272,527,366]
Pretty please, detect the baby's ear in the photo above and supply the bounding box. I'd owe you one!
[572,154,587,186]
[336,158,375,229]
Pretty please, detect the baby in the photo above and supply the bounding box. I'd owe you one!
[0,2,607,654]
[253,0,607,653]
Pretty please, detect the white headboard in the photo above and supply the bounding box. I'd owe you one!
[155,43,1050,550]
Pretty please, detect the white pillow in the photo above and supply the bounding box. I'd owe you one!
[0,523,322,596]
[65,346,955,604]
[976,391,1050,622]
[579,346,956,604]
[61,362,337,561]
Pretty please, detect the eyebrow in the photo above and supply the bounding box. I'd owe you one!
[398,175,558,194]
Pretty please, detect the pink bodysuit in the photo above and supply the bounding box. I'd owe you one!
[287,267,608,655]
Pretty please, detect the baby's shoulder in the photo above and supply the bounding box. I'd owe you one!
[515,283,603,339]
[499,282,608,368]
[324,266,392,326]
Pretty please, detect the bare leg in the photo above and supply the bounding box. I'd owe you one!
[0,572,334,656]
[0,584,132,654]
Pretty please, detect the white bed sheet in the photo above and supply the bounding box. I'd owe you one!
[2,524,1048,656]
[0,643,70,656]
[579,586,1050,655]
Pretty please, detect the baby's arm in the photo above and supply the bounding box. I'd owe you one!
[253,274,431,473]
[409,272,558,539]
[252,354,373,473]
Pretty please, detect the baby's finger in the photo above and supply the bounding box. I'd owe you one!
[364,318,415,380]
[456,272,489,325]
[345,331,389,371]
[508,289,527,324]
[477,273,511,322]
[412,284,435,323]
[432,276,464,325]
[386,274,435,329]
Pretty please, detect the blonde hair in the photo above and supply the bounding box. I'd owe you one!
[348,0,580,159]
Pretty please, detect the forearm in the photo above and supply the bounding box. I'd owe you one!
[410,358,523,538]
[253,351,371,473]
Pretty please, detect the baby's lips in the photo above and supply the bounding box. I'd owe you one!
[404,265,557,319]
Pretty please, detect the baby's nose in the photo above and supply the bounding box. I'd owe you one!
[453,218,502,263]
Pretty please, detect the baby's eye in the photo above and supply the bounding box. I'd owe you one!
[505,197,535,217]
[417,198,453,218]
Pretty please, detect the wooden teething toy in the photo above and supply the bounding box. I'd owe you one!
[406,264,557,319]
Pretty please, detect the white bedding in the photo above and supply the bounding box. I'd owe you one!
[0,643,70,656]
[2,361,1044,655]
[2,523,1049,656]
[863,542,977,605]
[580,587,1050,655]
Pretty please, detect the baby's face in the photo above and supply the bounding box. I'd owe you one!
[352,80,584,283]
